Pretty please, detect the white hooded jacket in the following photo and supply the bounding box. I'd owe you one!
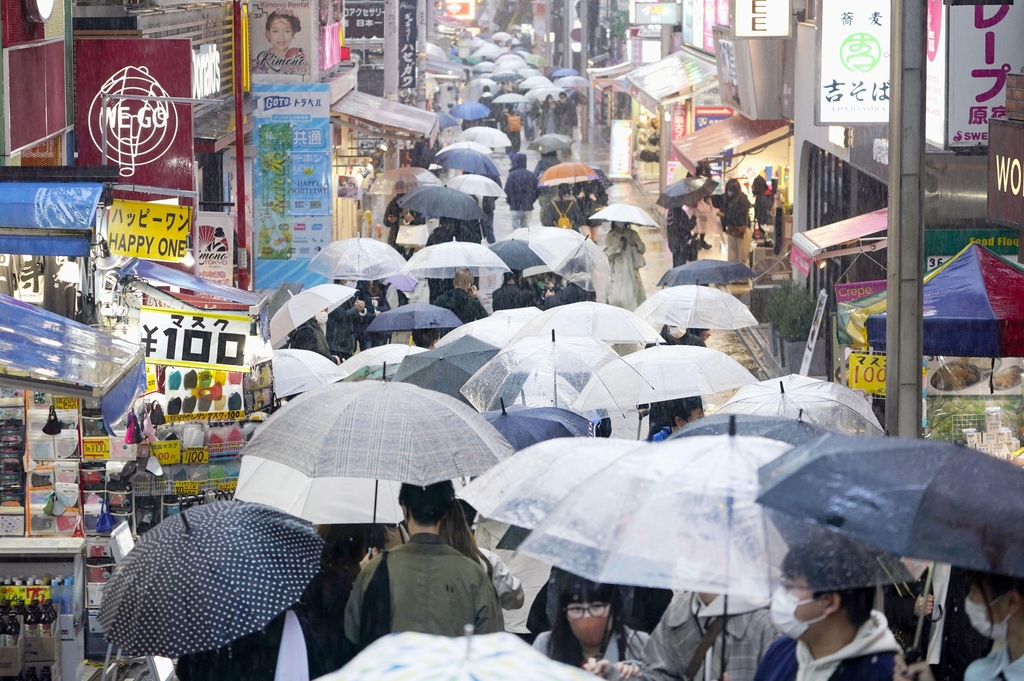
[794,611,901,681]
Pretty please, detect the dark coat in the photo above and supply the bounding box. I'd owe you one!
[492,283,537,311]
[534,153,560,179]
[722,191,752,230]
[666,207,698,267]
[556,100,578,129]
[543,282,595,308]
[288,320,333,360]
[752,638,895,681]
[385,195,404,247]
[327,286,377,357]
[433,288,489,325]
[505,154,539,211]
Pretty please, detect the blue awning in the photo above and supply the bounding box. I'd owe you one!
[0,235,90,257]
[0,183,103,230]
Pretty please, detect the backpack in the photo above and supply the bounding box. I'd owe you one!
[554,200,574,229]
[506,113,522,132]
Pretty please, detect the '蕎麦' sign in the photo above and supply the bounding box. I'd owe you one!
[817,0,890,125]
[108,200,194,262]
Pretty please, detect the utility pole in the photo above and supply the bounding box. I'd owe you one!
[563,0,573,69]
[579,0,588,142]
[884,0,926,437]
[383,0,400,170]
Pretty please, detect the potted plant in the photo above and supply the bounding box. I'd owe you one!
[763,282,825,374]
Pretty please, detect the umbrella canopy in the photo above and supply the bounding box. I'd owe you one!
[758,434,1024,579]
[307,238,408,281]
[459,127,513,148]
[550,238,610,294]
[491,78,525,89]
[657,177,719,209]
[460,438,645,528]
[526,54,548,66]
[365,303,464,333]
[426,43,447,60]
[434,148,501,180]
[393,335,499,402]
[464,78,500,101]
[527,226,586,267]
[398,185,488,221]
[242,381,513,486]
[717,374,884,435]
[495,53,528,66]
[482,405,593,450]
[437,112,460,130]
[270,284,357,346]
[518,67,542,78]
[491,30,512,42]
[538,162,600,187]
[273,349,346,398]
[528,134,574,153]
[526,86,565,102]
[98,502,323,656]
[550,67,580,78]
[554,76,590,89]
[443,140,494,155]
[658,259,756,286]
[673,413,837,447]
[589,203,658,227]
[512,301,663,346]
[519,76,553,89]
[472,44,505,59]
[436,307,543,348]
[490,237,545,270]
[338,343,428,377]
[576,345,757,410]
[402,241,511,278]
[368,167,443,196]
[447,173,506,198]
[633,285,758,330]
[450,101,493,120]
[471,61,495,73]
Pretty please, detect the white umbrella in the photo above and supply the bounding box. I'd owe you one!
[518,68,542,78]
[526,86,566,101]
[512,301,663,346]
[447,174,506,198]
[519,76,553,89]
[491,31,512,43]
[402,241,511,278]
[473,44,505,59]
[368,167,443,195]
[307,238,408,281]
[633,285,759,330]
[436,307,542,348]
[554,76,591,89]
[495,53,528,66]
[590,203,659,227]
[338,343,428,378]
[443,140,494,155]
[459,126,513,149]
[493,93,530,104]
[717,374,884,435]
[426,43,447,60]
[526,227,586,268]
[464,78,499,100]
[472,61,495,73]
[272,349,346,398]
[269,284,357,346]
[551,238,610,296]
[576,345,758,410]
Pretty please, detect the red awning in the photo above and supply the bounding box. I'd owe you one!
[792,209,888,258]
[672,116,790,174]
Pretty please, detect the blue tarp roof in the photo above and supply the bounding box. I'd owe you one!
[0,182,104,256]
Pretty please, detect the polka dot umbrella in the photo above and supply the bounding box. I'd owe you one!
[98,501,323,657]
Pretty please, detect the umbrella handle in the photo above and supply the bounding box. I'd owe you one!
[908,564,934,662]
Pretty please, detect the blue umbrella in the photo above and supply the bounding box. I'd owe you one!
[658,259,755,286]
[483,402,593,450]
[366,303,463,333]
[434,148,501,182]
[550,68,579,78]
[437,112,460,130]
[450,101,492,120]
[672,413,834,447]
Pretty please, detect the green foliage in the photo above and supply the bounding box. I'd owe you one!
[764,282,817,342]
[609,9,629,40]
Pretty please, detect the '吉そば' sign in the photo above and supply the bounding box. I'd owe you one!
[817,0,890,125]
[107,200,194,262]
[138,307,250,372]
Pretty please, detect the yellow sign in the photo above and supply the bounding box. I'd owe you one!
[82,438,110,460]
[848,353,887,396]
[166,410,245,423]
[182,447,210,465]
[145,365,158,394]
[216,479,238,492]
[150,441,182,465]
[174,481,201,496]
[107,200,193,262]
[52,397,78,411]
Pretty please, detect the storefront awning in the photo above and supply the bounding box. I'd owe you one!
[424,59,471,77]
[792,209,888,259]
[595,76,630,94]
[625,49,718,113]
[331,91,439,143]
[0,182,104,256]
[194,95,257,154]
[118,259,268,316]
[672,115,791,174]
[588,62,634,80]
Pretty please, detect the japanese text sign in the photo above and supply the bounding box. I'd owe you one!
[848,352,886,396]
[609,120,633,179]
[107,200,194,263]
[818,0,890,125]
[139,307,250,372]
[398,0,418,89]
[344,1,385,40]
[249,0,315,78]
[733,0,791,38]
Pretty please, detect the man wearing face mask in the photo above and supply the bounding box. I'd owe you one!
[752,534,901,681]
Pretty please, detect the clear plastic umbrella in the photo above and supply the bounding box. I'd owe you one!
[511,301,663,346]
[402,241,511,278]
[426,43,447,60]
[554,76,591,89]
[442,140,493,155]
[272,349,347,398]
[459,126,513,149]
[471,61,495,73]
[717,374,884,435]
[463,78,499,101]
[519,76,554,89]
[518,68,542,78]
[493,93,530,104]
[495,53,528,66]
[526,87,565,101]
[552,238,610,296]
[307,238,408,281]
[526,227,586,268]
[590,204,659,227]
[491,31,512,43]
[437,307,543,348]
[447,174,506,198]
[633,285,759,330]
[367,168,442,196]
[472,44,505,59]
[269,284,357,346]
[338,343,428,378]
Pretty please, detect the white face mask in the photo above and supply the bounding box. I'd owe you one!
[770,586,828,640]
[964,594,1010,641]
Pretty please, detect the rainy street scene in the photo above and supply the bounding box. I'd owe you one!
[3,0,1024,680]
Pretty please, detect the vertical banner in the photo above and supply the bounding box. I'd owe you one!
[398,0,418,90]
[249,0,316,79]
[609,120,633,179]
[817,0,891,125]
[253,83,332,289]
[195,212,236,287]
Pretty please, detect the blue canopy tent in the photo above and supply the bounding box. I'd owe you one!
[0,182,104,256]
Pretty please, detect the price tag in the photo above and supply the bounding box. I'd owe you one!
[181,447,209,464]
[53,397,78,411]
[150,440,182,465]
[215,480,238,492]
[82,438,110,460]
[848,352,887,396]
[145,365,158,394]
[174,481,200,496]
[197,370,214,384]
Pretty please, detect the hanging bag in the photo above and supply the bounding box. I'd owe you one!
[42,406,61,436]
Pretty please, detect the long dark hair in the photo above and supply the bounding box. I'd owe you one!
[546,576,627,667]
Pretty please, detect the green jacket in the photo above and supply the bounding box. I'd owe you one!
[344,534,502,644]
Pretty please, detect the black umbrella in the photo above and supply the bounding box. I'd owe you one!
[658,259,756,286]
[366,303,463,333]
[393,336,499,402]
[528,134,574,153]
[490,238,544,270]
[657,177,718,209]
[483,402,592,450]
[758,433,1024,578]
[98,501,323,656]
[671,413,835,446]
[398,186,487,221]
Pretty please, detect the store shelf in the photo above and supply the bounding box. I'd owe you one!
[0,537,84,555]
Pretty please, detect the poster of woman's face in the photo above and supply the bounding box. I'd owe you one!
[250,0,313,77]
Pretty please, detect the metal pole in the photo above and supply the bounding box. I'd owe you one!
[234,0,251,290]
[384,0,401,170]
[884,0,926,437]
[579,0,588,143]
[563,0,573,69]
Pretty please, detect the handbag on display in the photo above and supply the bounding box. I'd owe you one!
[41,406,61,436]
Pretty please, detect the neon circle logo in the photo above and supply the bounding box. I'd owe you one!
[87,65,179,178]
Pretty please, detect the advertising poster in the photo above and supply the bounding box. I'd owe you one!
[924,0,947,147]
[818,0,891,125]
[195,212,235,287]
[107,200,194,262]
[250,0,316,78]
[609,120,633,178]
[344,1,386,40]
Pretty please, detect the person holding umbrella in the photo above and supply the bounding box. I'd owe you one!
[604,221,646,311]
[505,153,540,230]
[288,311,335,362]
[433,268,489,325]
[493,271,537,311]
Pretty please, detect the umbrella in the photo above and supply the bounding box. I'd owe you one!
[717,374,884,435]
[242,381,513,486]
[482,405,594,450]
[518,67,542,78]
[526,54,548,66]
[491,76,525,87]
[633,285,758,330]
[512,301,663,346]
[98,502,323,656]
[757,433,1024,579]
[673,413,837,446]
[338,343,428,377]
[459,126,513,149]
[554,76,590,89]
[658,177,719,209]
[272,349,346,398]
[460,438,645,528]
[472,61,495,73]
[450,101,492,120]
[447,173,506,198]
[491,30,512,42]
[464,78,500,101]
[576,345,757,411]
[589,203,659,227]
[472,44,505,59]
[368,167,443,195]
[550,238,610,294]
[434,148,501,180]
[538,162,600,187]
[402,241,511,278]
[398,186,488,221]
[321,631,594,681]
[443,140,494,155]
[437,112,460,130]
[526,86,565,102]
[550,67,580,77]
[528,134,574,153]
[435,307,543,348]
[658,260,756,286]
[393,336,500,402]
[489,237,545,270]
[269,284,357,346]
[342,363,403,382]
[307,238,408,281]
[524,226,585,267]
[365,304,464,333]
[426,43,447,60]
[519,76,554,89]
[495,53,527,65]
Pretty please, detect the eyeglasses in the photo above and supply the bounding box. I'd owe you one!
[565,603,610,620]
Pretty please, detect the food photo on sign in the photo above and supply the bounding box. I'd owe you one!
[249,0,315,77]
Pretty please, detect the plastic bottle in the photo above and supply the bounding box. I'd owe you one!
[39,601,55,638]
[24,666,37,681]
[48,581,60,618]
[40,667,51,681]
[6,605,20,647]
[62,577,73,615]
[0,608,8,647]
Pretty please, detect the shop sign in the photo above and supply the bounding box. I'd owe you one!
[195,212,235,287]
[250,0,316,78]
[835,279,886,303]
[789,242,812,276]
[694,106,732,130]
[733,0,791,38]
[107,200,194,263]
[75,39,194,193]
[817,0,890,125]
[192,45,222,100]
[925,228,1019,264]
[989,119,1024,226]
[82,438,110,460]
[609,120,633,179]
[848,352,886,396]
[398,0,418,89]
[138,307,250,372]
[925,0,948,147]
[799,289,828,376]
[632,2,680,24]
[151,440,182,465]
[343,1,385,39]
[444,0,475,20]
[682,0,703,49]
